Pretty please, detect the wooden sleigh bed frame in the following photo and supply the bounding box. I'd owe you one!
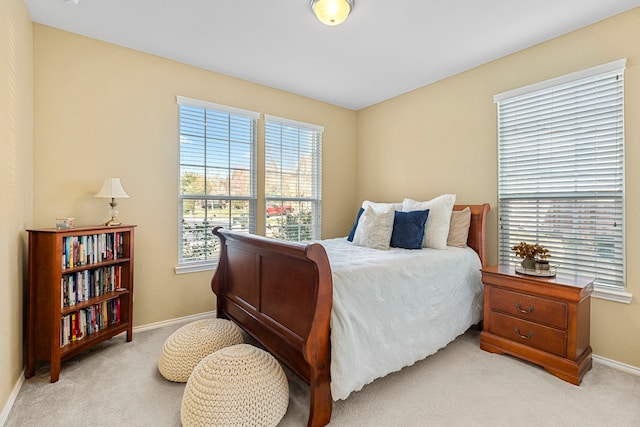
[211,204,490,426]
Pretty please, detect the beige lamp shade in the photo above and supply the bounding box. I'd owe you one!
[311,0,353,26]
[95,178,130,199]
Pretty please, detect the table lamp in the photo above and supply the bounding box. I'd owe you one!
[95,178,130,226]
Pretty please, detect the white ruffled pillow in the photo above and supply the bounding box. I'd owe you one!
[352,206,395,250]
[402,194,456,249]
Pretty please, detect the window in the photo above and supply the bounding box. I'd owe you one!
[495,59,625,290]
[177,96,259,270]
[264,115,323,241]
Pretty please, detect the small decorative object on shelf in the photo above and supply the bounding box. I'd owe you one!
[55,217,75,229]
[511,241,550,271]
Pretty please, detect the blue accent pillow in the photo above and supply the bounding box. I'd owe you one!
[347,208,364,242]
[390,209,430,249]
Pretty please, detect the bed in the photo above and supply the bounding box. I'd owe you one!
[211,203,490,427]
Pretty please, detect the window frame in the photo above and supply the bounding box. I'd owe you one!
[494,59,629,300]
[264,114,323,242]
[176,96,259,273]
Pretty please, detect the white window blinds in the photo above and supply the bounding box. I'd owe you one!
[264,115,323,241]
[495,60,625,289]
[177,96,258,267]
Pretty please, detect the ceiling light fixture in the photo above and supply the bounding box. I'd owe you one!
[310,0,354,26]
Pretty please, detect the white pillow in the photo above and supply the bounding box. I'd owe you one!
[361,200,403,214]
[402,194,456,249]
[352,206,395,250]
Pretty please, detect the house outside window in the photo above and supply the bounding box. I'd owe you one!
[176,96,258,272]
[264,115,323,242]
[495,60,626,294]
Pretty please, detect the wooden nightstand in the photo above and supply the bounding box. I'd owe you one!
[480,264,594,385]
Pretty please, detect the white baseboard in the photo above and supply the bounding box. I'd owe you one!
[132,311,215,333]
[0,369,25,427]
[0,311,215,426]
[593,354,640,376]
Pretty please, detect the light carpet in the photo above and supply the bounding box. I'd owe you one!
[6,319,640,426]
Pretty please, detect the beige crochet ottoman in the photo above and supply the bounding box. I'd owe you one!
[181,344,289,427]
[158,318,243,383]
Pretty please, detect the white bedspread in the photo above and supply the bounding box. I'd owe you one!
[318,238,484,400]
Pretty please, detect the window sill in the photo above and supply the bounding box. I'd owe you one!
[174,262,217,275]
[592,286,633,304]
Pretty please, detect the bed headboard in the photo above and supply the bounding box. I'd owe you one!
[453,203,490,267]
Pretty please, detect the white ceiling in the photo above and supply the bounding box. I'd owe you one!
[25,0,640,110]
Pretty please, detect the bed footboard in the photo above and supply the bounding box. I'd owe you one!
[211,227,333,427]
[211,203,489,426]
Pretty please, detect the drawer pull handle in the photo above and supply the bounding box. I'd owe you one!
[515,302,534,313]
[514,328,534,339]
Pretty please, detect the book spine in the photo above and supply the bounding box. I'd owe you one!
[83,271,89,302]
[67,276,75,306]
[71,312,77,342]
[61,277,66,308]
[86,307,93,335]
[73,237,79,268]
[77,310,85,341]
[60,315,70,347]
[75,273,82,303]
[96,304,102,332]
[66,236,72,269]
[118,232,124,258]
[94,269,100,298]
[62,236,67,270]
[78,236,84,266]
[101,301,106,329]
[91,305,98,335]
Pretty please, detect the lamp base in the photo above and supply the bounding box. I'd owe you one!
[105,199,122,226]
[104,217,122,226]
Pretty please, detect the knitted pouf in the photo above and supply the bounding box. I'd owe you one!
[158,318,243,383]
[181,344,289,427]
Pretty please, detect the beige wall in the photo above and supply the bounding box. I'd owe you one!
[4,5,640,418]
[0,0,33,418]
[357,8,640,368]
[32,25,357,327]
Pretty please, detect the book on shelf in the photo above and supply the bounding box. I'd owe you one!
[61,265,124,308]
[59,298,122,348]
[71,313,77,342]
[60,316,70,347]
[61,232,125,270]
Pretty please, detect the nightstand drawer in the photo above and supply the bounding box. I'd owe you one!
[489,287,567,329]
[488,311,567,357]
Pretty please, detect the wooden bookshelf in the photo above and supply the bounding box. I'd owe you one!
[25,225,136,382]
